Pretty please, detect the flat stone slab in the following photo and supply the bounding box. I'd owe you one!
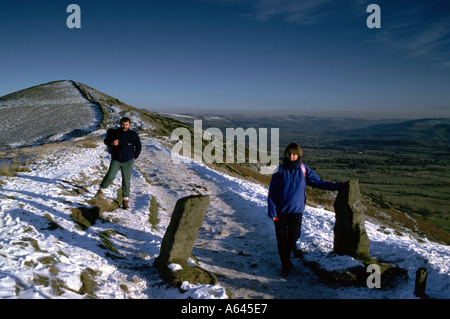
[298,251,408,288]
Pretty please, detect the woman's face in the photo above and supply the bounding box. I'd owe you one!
[286,152,298,161]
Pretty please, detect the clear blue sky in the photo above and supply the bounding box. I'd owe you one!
[1,0,449,119]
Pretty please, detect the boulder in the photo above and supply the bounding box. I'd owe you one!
[299,179,408,288]
[154,195,217,286]
[333,179,371,261]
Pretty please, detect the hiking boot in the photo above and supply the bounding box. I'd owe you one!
[280,268,290,278]
[123,199,130,209]
[280,262,294,277]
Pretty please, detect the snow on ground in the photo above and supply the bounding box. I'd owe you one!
[0,135,225,299]
[0,132,449,299]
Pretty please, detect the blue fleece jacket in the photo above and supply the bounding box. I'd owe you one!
[267,161,343,219]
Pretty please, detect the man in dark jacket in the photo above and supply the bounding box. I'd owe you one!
[97,117,142,209]
[268,143,343,277]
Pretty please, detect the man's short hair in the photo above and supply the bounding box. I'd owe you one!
[120,117,131,124]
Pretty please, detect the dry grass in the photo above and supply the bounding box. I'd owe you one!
[0,160,32,177]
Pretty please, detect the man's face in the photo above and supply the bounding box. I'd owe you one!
[121,121,130,132]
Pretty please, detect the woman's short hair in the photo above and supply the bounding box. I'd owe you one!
[284,143,303,158]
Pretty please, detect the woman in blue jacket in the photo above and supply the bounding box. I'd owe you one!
[268,143,343,277]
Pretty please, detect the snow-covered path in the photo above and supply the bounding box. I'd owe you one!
[0,135,449,299]
[135,138,333,298]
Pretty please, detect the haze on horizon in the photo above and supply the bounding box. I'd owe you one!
[152,105,443,121]
[1,0,449,120]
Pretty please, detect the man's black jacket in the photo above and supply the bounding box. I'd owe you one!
[104,128,142,163]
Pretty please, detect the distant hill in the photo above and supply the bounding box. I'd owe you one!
[163,113,404,148]
[337,118,450,150]
[0,80,102,149]
[0,80,188,151]
[165,113,450,152]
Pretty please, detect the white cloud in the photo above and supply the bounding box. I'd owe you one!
[247,0,335,24]
[374,16,450,69]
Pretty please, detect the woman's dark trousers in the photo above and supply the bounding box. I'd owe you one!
[274,213,303,272]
